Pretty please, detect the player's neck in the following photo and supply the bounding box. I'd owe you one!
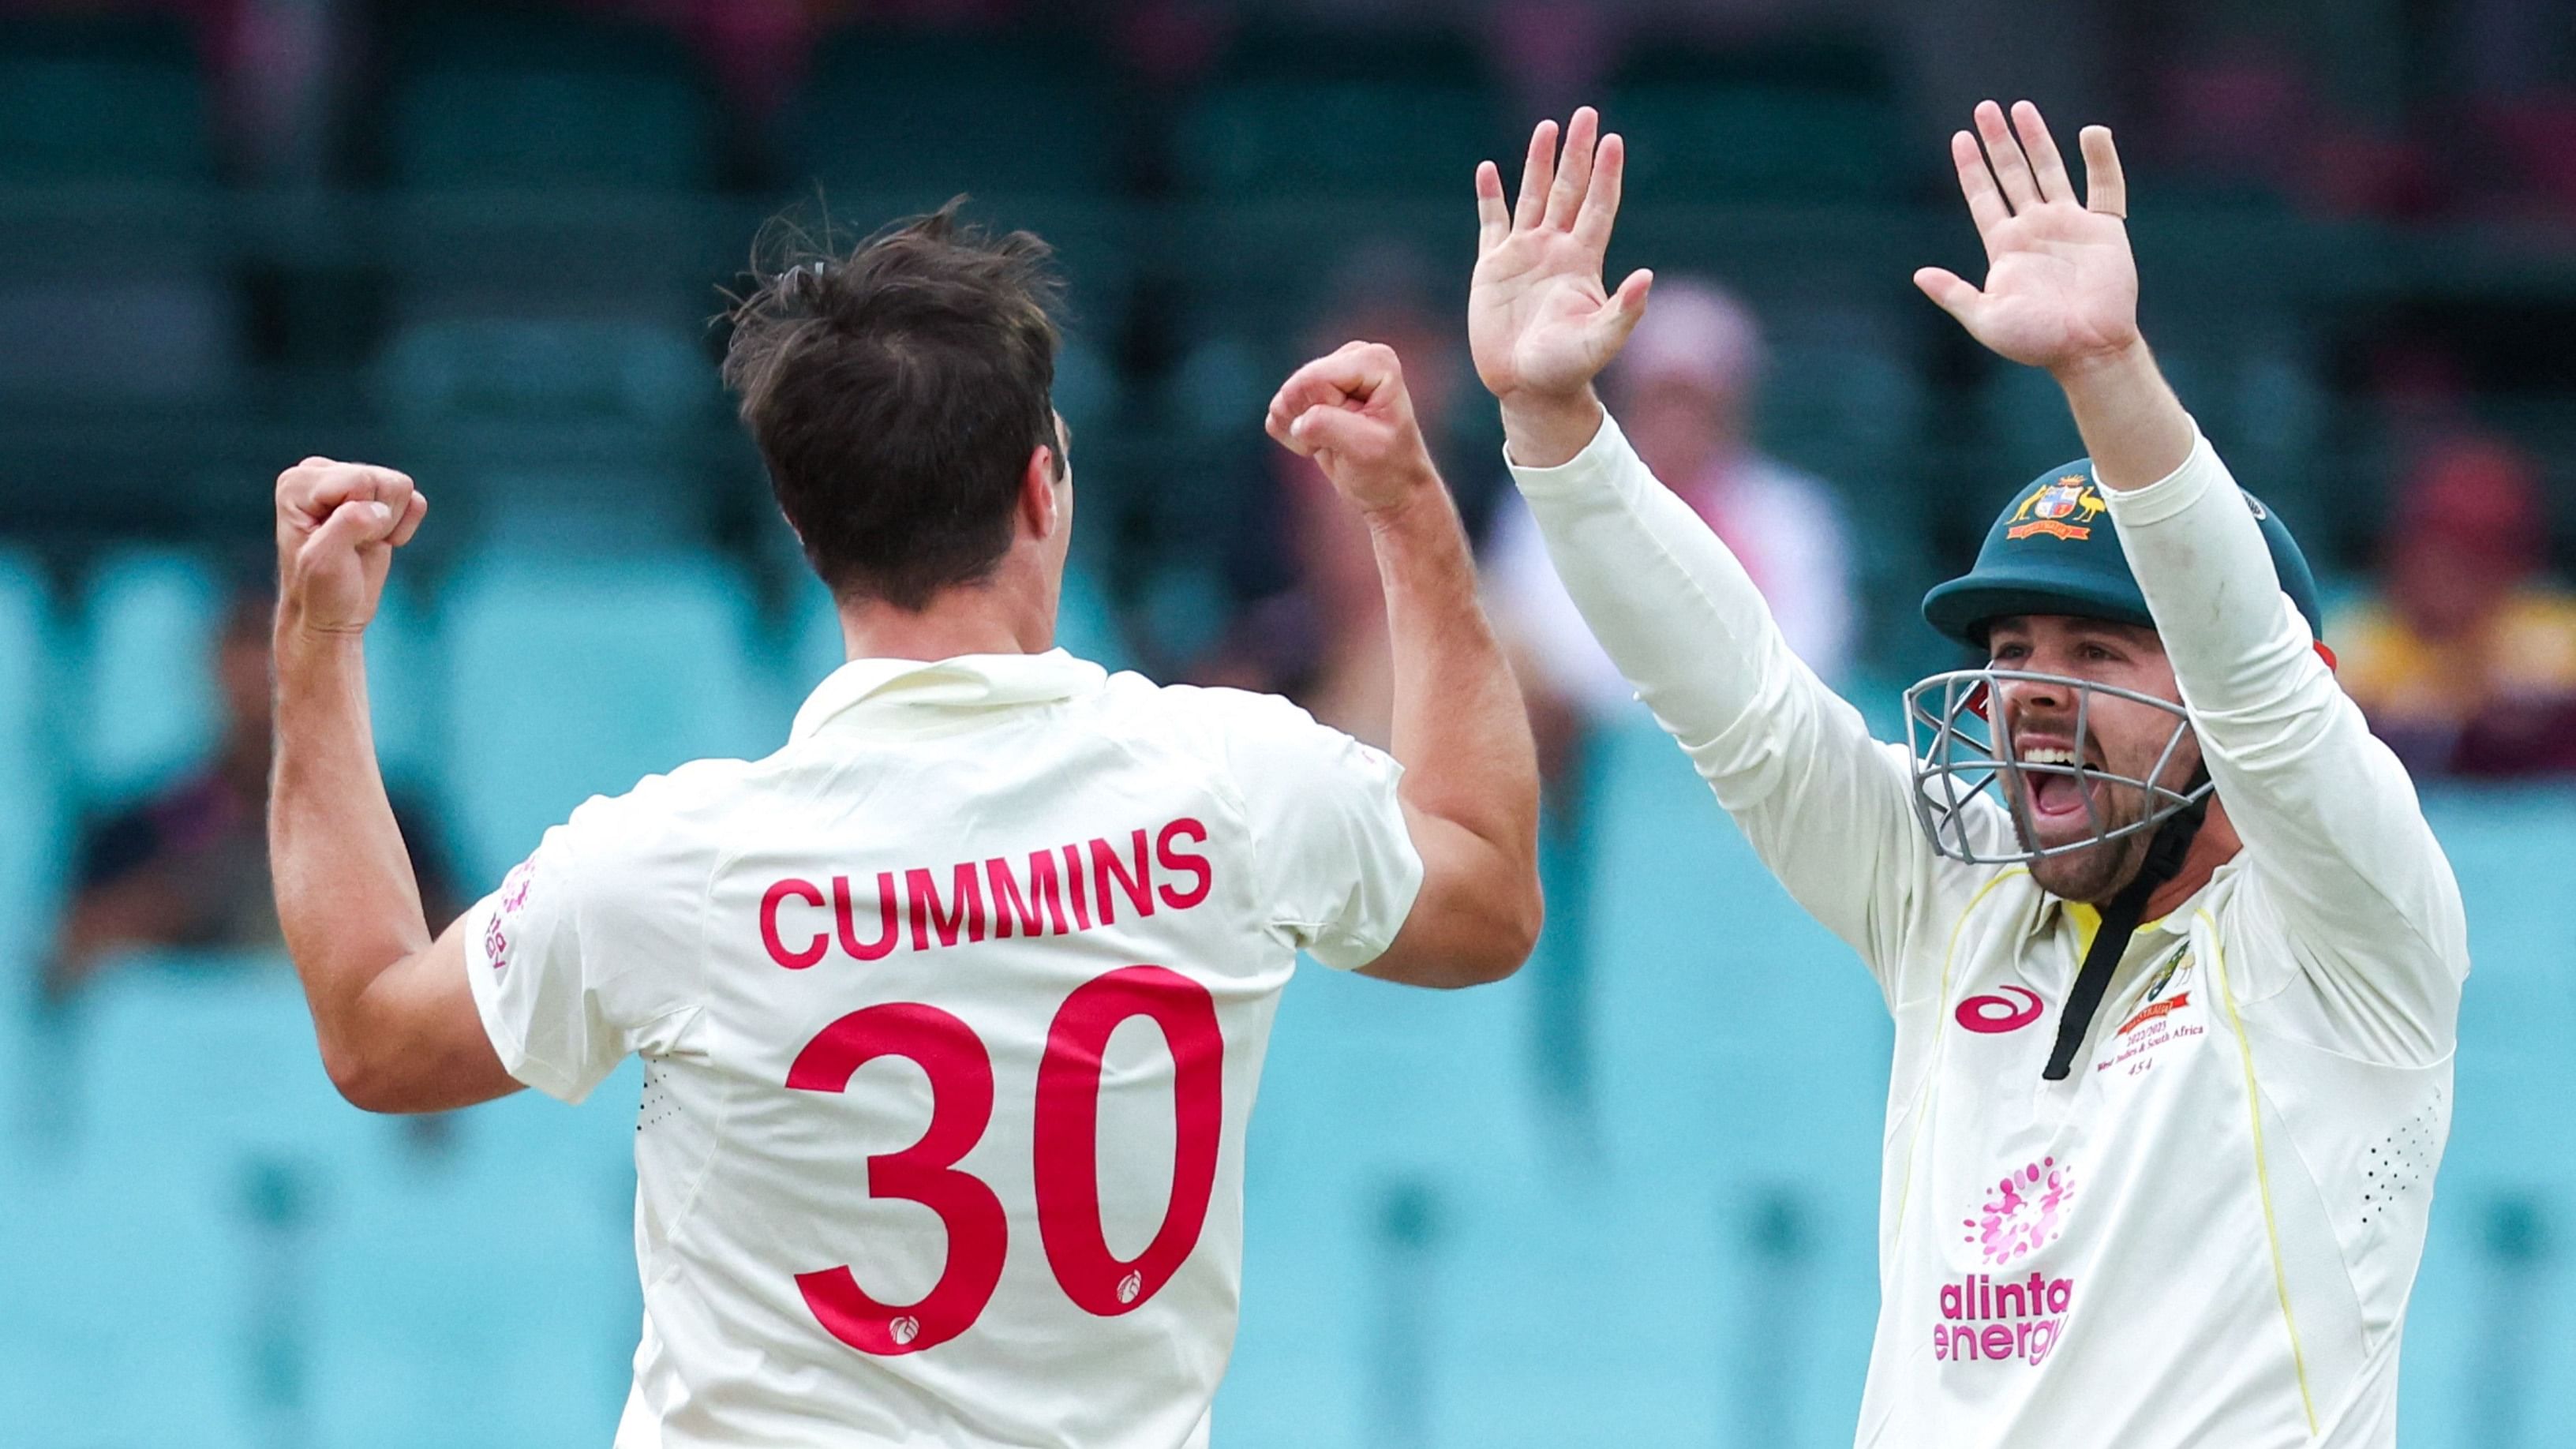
[2141,796,2241,919]
[837,571,1054,665]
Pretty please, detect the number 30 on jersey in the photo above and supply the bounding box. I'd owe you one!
[785,964,1223,1354]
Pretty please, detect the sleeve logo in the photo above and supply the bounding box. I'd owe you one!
[484,859,536,974]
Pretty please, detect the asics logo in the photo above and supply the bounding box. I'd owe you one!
[1956,986,2044,1034]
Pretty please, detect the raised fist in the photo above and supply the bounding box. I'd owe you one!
[1264,340,1443,516]
[272,459,427,637]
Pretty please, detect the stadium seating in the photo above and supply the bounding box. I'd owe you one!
[0,13,212,188]
[373,315,721,552]
[0,553,58,990]
[1,960,644,1448]
[1167,25,1503,335]
[73,549,223,807]
[2398,791,2576,1442]
[0,15,236,409]
[1174,27,1505,200]
[784,28,1122,202]
[378,9,724,193]
[438,556,782,888]
[1605,36,1906,202]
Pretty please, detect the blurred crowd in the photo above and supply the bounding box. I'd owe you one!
[9,0,2576,1009]
[39,286,2576,1017]
[23,0,2576,224]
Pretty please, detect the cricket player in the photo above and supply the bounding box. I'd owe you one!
[264,205,1541,1446]
[1473,103,2465,1445]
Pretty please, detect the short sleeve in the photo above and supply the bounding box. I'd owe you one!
[461,787,708,1103]
[1214,692,1426,971]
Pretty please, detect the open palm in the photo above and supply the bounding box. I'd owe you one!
[1469,108,1652,405]
[1915,101,2140,374]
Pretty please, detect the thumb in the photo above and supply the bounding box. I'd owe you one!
[1913,266,1983,325]
[1589,268,1654,358]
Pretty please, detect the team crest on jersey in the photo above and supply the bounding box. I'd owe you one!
[2099,944,2207,1076]
[2006,475,2106,541]
[2115,945,2195,1037]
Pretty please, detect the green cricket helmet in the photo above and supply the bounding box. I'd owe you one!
[1920,459,2325,647]
[1902,458,2327,870]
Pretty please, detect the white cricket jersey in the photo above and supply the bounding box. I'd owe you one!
[460,651,1425,1448]
[1511,415,2466,1447]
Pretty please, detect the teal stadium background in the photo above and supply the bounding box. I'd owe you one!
[3,2,2572,1445]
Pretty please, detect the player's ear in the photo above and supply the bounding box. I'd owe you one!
[1017,442,1063,542]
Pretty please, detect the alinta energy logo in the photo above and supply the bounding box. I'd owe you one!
[1938,1156,2076,1368]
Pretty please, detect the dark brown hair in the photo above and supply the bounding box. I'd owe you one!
[723,200,1065,610]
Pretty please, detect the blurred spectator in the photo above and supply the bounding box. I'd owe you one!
[43,584,459,998]
[1481,277,1855,780]
[2335,434,2576,777]
[2151,43,2315,203]
[1190,247,1470,749]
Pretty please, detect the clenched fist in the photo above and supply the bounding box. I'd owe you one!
[273,458,428,637]
[1264,341,1443,517]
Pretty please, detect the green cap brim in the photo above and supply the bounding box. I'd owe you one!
[1919,567,2157,646]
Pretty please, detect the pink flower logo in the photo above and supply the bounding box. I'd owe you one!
[1963,1156,2075,1266]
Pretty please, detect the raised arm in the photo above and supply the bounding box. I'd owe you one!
[1920,102,2467,1036]
[1462,109,1958,978]
[269,460,518,1111]
[1265,342,1542,987]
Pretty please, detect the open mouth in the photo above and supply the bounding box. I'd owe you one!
[2015,745,2097,822]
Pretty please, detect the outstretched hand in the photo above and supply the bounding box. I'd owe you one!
[1915,100,2140,376]
[1469,107,1653,414]
[273,459,427,638]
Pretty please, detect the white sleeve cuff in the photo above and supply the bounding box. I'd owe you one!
[1504,411,1628,499]
[2099,425,2223,529]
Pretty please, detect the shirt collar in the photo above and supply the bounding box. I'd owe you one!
[789,649,1107,743]
[2035,867,2226,945]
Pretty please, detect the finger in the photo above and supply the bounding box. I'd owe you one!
[1913,266,1985,324]
[1474,160,1510,254]
[1269,382,1358,449]
[1513,118,1558,230]
[1288,404,1382,459]
[2080,124,2128,219]
[1973,100,2039,212]
[1571,130,1625,251]
[1590,268,1654,354]
[1281,342,1400,412]
[388,490,429,548]
[2010,101,2073,204]
[1544,106,1599,231]
[280,462,414,529]
[308,498,401,556]
[1949,129,2010,238]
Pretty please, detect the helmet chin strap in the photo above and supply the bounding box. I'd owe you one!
[2039,769,2210,1082]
